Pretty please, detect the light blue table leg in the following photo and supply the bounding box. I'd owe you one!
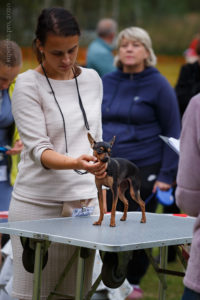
[75,247,85,300]
[159,246,168,300]
[32,241,43,300]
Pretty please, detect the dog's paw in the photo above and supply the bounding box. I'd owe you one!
[120,216,126,221]
[140,218,146,223]
[110,223,116,227]
[93,221,102,226]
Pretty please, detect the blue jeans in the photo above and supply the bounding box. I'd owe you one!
[182,287,200,300]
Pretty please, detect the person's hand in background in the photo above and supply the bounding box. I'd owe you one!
[6,140,23,155]
[152,180,171,193]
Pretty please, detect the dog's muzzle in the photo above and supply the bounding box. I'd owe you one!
[101,157,109,163]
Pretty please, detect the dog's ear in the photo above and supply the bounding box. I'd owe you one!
[109,136,116,147]
[88,132,96,147]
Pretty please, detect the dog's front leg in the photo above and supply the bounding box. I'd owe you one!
[93,185,104,226]
[118,182,129,221]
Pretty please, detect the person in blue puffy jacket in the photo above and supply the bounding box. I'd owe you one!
[102,27,181,299]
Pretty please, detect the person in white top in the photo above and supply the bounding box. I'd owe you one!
[9,7,106,300]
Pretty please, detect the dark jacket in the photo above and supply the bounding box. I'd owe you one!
[102,67,181,184]
[175,61,200,117]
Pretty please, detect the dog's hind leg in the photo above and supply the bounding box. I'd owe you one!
[118,181,129,221]
[136,193,146,223]
[110,185,119,227]
[128,178,146,223]
[93,185,104,226]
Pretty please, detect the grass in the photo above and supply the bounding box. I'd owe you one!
[21,56,186,299]
[140,253,185,300]
[157,55,185,87]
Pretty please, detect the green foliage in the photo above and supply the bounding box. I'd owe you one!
[147,14,200,55]
[1,0,200,54]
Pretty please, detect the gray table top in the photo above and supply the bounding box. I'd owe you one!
[0,212,195,252]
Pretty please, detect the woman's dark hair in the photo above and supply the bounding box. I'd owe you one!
[33,7,80,64]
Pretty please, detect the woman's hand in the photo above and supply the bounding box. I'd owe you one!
[41,150,107,178]
[75,154,107,179]
[152,180,171,193]
[6,140,23,155]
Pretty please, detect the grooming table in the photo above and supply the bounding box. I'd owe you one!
[0,212,195,300]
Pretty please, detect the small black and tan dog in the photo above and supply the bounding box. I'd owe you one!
[88,133,146,227]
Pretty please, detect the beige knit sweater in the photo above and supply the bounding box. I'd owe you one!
[12,67,103,201]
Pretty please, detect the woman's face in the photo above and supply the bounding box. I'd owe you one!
[119,37,149,73]
[38,33,79,80]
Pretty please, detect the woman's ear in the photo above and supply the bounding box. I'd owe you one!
[36,39,43,54]
[144,49,150,66]
[145,49,150,60]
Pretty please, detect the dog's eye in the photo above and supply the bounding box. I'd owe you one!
[96,147,104,154]
[96,150,102,154]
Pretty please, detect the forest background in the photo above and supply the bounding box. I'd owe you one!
[0,0,200,55]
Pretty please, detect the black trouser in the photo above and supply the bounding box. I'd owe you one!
[182,287,200,300]
[106,162,160,285]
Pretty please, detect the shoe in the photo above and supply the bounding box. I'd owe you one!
[91,289,109,299]
[126,287,143,299]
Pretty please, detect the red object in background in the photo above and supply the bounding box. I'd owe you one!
[0,211,8,219]
[173,213,188,217]
[184,36,200,63]
[189,38,198,55]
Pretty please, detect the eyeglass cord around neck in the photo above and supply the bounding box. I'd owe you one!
[41,63,89,175]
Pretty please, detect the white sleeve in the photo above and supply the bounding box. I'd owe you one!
[12,73,54,166]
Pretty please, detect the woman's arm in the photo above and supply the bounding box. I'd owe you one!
[41,149,107,177]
